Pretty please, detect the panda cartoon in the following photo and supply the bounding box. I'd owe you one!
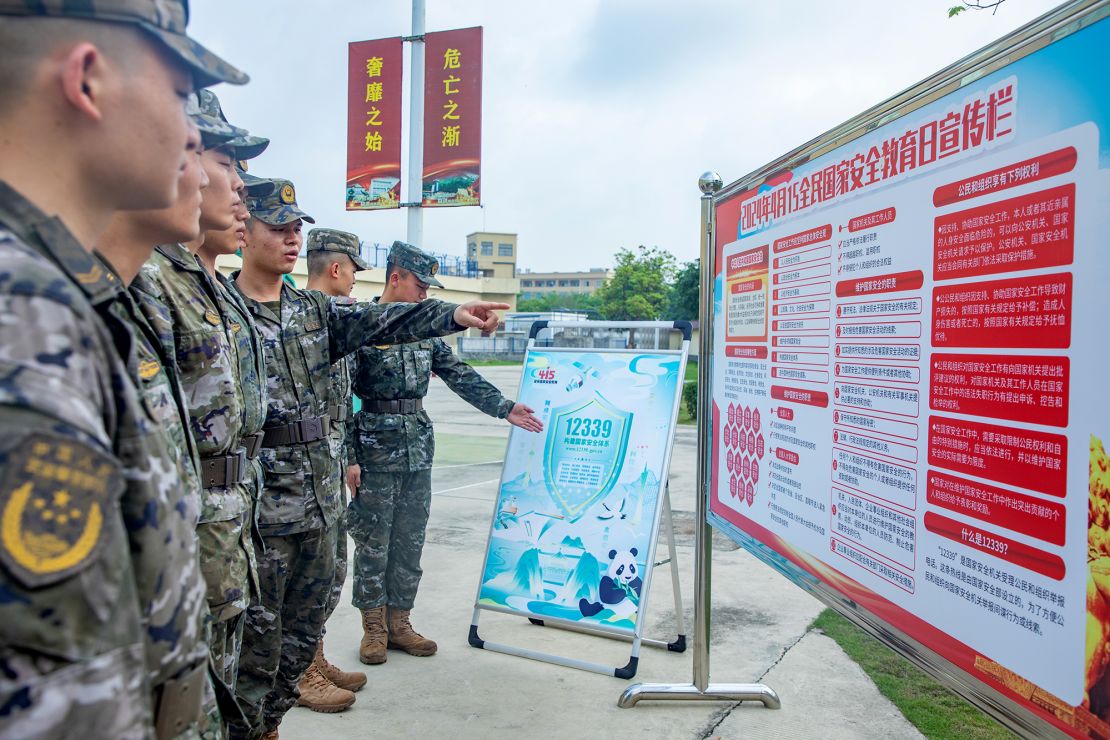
[579,548,642,618]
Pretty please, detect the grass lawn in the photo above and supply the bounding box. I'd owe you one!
[465,359,523,367]
[811,610,1013,739]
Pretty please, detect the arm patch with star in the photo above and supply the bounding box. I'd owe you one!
[0,433,123,588]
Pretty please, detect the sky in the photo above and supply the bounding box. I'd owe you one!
[190,0,1064,272]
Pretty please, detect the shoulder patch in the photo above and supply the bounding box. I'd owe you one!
[373,344,392,350]
[204,309,221,326]
[138,359,161,380]
[0,434,121,587]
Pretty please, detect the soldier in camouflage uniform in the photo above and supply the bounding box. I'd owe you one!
[0,1,247,737]
[349,242,543,665]
[294,228,370,713]
[127,89,271,737]
[231,181,509,739]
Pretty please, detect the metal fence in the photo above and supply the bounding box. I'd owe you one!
[359,241,479,279]
[457,325,685,360]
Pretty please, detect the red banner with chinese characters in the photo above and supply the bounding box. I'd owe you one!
[422,27,482,207]
[346,37,403,210]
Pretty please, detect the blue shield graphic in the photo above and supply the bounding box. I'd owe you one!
[543,394,632,522]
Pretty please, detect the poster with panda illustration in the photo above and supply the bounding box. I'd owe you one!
[476,348,685,633]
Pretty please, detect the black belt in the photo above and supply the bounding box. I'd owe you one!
[152,662,205,740]
[262,415,330,446]
[328,403,350,423]
[364,398,423,414]
[199,433,264,489]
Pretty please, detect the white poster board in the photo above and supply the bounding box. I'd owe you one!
[475,347,685,635]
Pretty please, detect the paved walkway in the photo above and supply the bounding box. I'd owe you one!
[282,366,923,739]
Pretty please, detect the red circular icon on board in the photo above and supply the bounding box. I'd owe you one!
[834,387,840,399]
[831,504,838,516]
[832,460,838,470]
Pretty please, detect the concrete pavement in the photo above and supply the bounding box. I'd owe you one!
[282,366,923,740]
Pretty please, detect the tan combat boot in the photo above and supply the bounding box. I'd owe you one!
[387,608,437,656]
[294,660,355,713]
[314,639,366,691]
[360,606,388,665]
[260,731,279,740]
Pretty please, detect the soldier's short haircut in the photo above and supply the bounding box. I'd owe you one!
[0,17,149,119]
[386,262,410,281]
[307,249,352,278]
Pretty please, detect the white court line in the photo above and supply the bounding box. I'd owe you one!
[430,477,501,494]
[432,459,504,469]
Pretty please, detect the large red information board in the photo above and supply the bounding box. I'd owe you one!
[707,5,1110,737]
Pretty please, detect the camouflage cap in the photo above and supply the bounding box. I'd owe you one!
[0,0,249,89]
[189,89,245,146]
[193,89,268,159]
[388,240,443,288]
[246,178,315,226]
[227,133,269,161]
[237,166,275,198]
[306,228,369,271]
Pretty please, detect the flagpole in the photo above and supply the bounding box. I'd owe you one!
[405,0,425,247]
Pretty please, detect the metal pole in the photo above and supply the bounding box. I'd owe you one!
[617,172,779,710]
[406,0,425,247]
[692,176,717,692]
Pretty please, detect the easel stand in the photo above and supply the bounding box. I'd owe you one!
[469,321,692,679]
[618,176,779,709]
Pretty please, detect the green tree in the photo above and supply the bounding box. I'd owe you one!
[668,258,701,321]
[516,292,600,314]
[595,246,676,321]
[948,0,1007,17]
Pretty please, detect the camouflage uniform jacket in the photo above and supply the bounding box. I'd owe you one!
[131,245,266,621]
[232,280,462,535]
[351,320,514,472]
[0,181,208,737]
[330,355,354,469]
[131,244,268,524]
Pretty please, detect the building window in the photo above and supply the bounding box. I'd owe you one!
[569,279,580,287]
[468,242,476,257]
[521,280,532,287]
[481,241,493,256]
[546,280,556,287]
[498,243,513,256]
[584,280,590,287]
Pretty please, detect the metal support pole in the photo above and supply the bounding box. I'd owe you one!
[405,0,425,247]
[618,172,780,710]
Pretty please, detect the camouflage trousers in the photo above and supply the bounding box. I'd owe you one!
[198,512,257,624]
[199,613,245,740]
[229,525,336,738]
[323,510,348,625]
[347,469,432,611]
